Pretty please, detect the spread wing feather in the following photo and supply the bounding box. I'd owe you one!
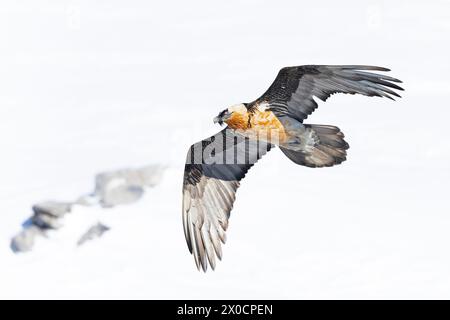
[254,65,404,122]
[183,128,272,271]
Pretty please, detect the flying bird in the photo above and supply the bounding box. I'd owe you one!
[182,65,403,271]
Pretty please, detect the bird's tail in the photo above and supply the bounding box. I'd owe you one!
[280,124,349,168]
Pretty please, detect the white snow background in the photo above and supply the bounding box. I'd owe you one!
[0,0,449,299]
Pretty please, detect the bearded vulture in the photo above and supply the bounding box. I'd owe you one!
[182,65,403,271]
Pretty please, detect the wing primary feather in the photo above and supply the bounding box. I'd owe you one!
[193,224,207,272]
[343,70,403,84]
[188,210,201,271]
[209,228,223,260]
[201,227,216,270]
[326,65,391,71]
[182,191,193,253]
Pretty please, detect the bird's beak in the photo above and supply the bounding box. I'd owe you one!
[213,116,223,125]
[214,111,231,126]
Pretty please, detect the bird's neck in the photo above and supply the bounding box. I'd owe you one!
[226,110,251,130]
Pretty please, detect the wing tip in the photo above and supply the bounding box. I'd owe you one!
[363,66,391,72]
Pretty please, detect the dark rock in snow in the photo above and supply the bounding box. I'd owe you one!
[10,225,43,253]
[31,213,62,229]
[32,201,72,229]
[77,222,110,246]
[92,165,165,208]
[10,201,72,252]
[32,201,72,217]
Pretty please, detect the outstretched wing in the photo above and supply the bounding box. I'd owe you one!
[183,128,272,271]
[254,65,404,122]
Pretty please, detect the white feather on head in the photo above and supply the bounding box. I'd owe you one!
[227,103,246,114]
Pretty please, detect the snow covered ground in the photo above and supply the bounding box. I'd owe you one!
[1,0,450,299]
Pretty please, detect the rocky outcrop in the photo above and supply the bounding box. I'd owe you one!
[10,201,72,253]
[31,201,72,229]
[10,225,43,253]
[10,164,165,253]
[77,222,110,246]
[76,165,165,207]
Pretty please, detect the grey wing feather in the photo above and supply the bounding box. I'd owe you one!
[254,65,404,122]
[182,128,272,272]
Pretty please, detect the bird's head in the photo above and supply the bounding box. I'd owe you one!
[213,104,248,128]
[213,109,231,126]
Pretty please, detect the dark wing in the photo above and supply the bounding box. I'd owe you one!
[183,128,272,271]
[254,65,404,122]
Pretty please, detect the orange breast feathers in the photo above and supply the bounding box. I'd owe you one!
[226,112,249,130]
[226,109,287,144]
